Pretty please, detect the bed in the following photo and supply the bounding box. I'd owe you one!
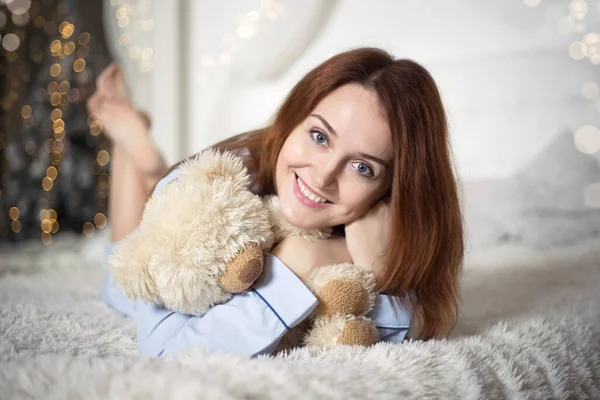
[0,230,599,399]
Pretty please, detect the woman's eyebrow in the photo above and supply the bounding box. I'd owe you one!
[309,113,388,168]
[310,114,338,136]
[359,152,388,168]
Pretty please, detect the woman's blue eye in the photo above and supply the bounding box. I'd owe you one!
[310,130,328,145]
[351,162,374,177]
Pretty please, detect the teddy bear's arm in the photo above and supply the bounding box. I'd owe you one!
[301,263,379,348]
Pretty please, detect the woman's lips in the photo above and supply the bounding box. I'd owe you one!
[293,173,331,208]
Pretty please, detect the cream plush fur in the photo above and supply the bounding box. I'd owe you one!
[109,150,275,316]
[108,149,379,348]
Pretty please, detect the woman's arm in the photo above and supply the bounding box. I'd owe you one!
[136,254,318,357]
[272,235,412,343]
[101,168,317,357]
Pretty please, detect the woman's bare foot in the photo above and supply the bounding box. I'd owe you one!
[87,64,166,179]
[96,62,129,100]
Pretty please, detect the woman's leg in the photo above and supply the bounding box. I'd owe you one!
[108,146,152,242]
[89,63,167,242]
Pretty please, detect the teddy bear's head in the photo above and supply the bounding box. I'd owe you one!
[109,150,275,316]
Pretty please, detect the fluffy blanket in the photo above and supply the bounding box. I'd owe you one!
[0,231,599,399]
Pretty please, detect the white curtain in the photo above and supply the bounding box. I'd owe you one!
[102,0,154,113]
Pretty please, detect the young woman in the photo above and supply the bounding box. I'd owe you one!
[91,47,464,357]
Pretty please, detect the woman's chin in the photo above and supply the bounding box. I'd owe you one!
[279,207,325,231]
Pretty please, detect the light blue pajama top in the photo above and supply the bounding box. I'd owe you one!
[100,169,412,358]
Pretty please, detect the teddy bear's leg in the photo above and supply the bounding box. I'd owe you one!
[219,243,264,293]
[304,263,376,318]
[303,315,379,348]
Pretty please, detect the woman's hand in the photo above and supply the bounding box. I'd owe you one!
[270,235,352,281]
[344,199,392,277]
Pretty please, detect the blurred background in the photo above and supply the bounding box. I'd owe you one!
[1,0,599,255]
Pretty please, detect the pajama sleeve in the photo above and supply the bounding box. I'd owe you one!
[136,255,318,357]
[367,294,412,343]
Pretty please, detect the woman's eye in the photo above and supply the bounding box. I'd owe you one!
[351,162,374,177]
[310,130,328,145]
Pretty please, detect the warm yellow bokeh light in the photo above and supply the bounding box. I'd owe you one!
[90,120,103,136]
[58,81,70,94]
[21,105,32,119]
[50,63,61,77]
[9,206,20,220]
[61,23,74,39]
[83,222,95,237]
[54,130,65,141]
[97,150,110,166]
[50,92,62,106]
[53,119,65,133]
[48,81,59,94]
[63,41,75,55]
[73,58,86,73]
[50,39,62,54]
[51,108,62,121]
[41,232,52,245]
[42,177,54,191]
[46,166,58,180]
[11,220,21,233]
[94,213,107,229]
[51,220,59,234]
[41,219,52,233]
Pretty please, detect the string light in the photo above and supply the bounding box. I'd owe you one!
[32,2,94,243]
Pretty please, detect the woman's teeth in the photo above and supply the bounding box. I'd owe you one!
[297,176,328,203]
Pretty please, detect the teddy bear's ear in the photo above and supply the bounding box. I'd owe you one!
[262,195,332,242]
[108,230,160,305]
[178,149,250,191]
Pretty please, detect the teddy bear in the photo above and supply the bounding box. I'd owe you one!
[108,149,379,349]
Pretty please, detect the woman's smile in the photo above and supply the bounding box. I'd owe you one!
[293,173,332,208]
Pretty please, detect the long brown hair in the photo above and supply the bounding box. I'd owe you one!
[165,47,464,340]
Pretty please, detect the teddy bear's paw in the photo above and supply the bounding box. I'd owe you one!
[219,243,264,293]
[304,263,376,317]
[304,315,378,348]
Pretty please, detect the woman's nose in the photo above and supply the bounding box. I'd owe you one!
[311,161,338,190]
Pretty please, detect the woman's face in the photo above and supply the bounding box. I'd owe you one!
[275,83,394,230]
